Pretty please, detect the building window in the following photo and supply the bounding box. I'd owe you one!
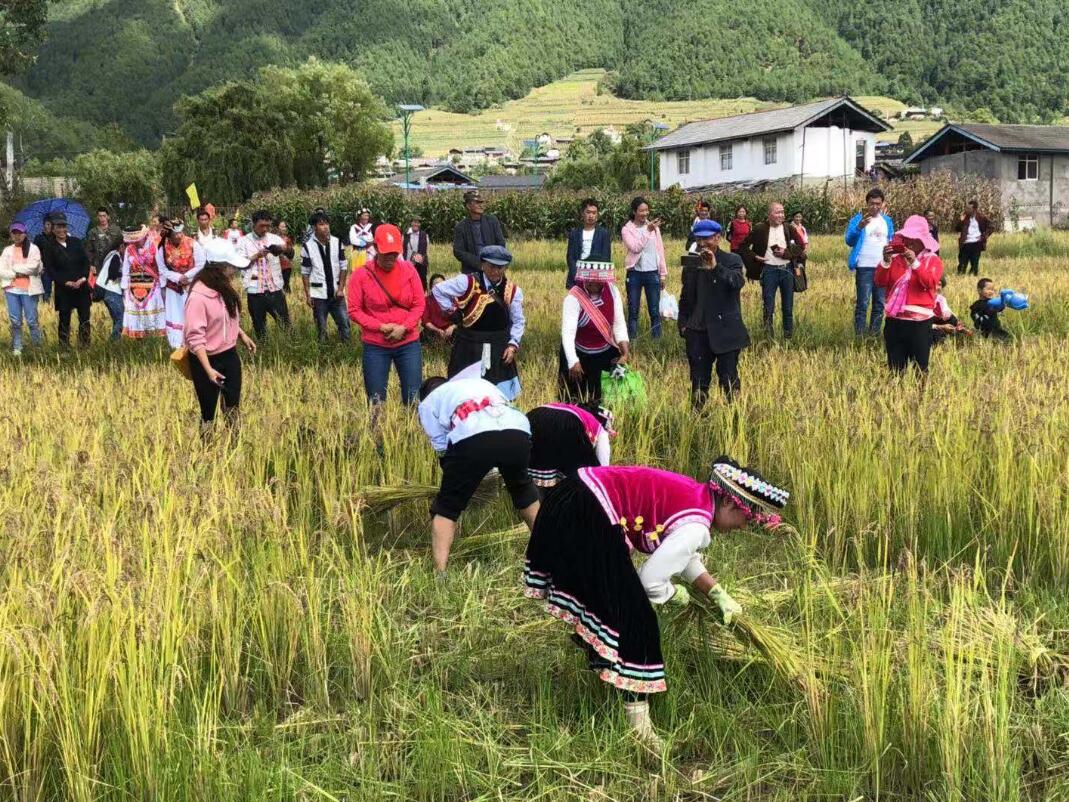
[763,137,777,165]
[1018,153,1039,181]
[677,149,691,175]
[720,143,733,171]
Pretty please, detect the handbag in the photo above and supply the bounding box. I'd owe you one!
[600,365,647,411]
[792,263,808,293]
[171,347,193,381]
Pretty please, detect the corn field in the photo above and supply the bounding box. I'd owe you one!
[0,233,1068,800]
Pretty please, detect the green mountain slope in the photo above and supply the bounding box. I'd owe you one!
[11,0,1069,147]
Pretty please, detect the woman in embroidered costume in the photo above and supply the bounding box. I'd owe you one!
[432,245,525,401]
[527,403,614,490]
[157,219,206,348]
[119,225,166,338]
[559,260,630,403]
[524,457,789,747]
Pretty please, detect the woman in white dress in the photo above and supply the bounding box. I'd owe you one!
[120,225,166,338]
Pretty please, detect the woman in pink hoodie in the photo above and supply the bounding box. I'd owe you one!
[620,196,667,340]
[183,240,257,427]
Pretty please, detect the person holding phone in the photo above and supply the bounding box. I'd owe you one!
[845,188,895,337]
[237,210,293,338]
[740,202,798,338]
[184,239,257,430]
[620,196,667,340]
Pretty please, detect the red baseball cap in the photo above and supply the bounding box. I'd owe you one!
[373,223,403,255]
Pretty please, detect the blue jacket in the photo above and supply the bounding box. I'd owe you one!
[566,226,612,288]
[844,212,894,271]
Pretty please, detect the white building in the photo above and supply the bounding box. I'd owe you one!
[647,97,891,191]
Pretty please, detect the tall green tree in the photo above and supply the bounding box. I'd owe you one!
[0,0,50,76]
[548,123,660,192]
[70,149,161,225]
[160,60,393,205]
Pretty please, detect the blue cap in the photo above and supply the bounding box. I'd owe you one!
[691,219,722,238]
[479,245,513,267]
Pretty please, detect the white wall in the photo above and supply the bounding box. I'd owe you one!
[658,131,796,189]
[659,126,878,189]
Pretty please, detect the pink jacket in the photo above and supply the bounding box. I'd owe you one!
[620,221,667,277]
[347,259,426,348]
[183,284,239,354]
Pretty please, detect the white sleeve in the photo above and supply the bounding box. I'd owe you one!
[187,242,206,280]
[433,274,469,311]
[120,253,131,290]
[594,429,611,466]
[610,285,628,343]
[637,523,711,604]
[561,294,581,367]
[156,248,177,283]
[417,398,449,453]
[508,286,525,346]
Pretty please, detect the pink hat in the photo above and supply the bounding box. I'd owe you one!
[897,214,939,254]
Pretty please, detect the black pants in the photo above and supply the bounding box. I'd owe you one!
[281,268,292,292]
[684,330,740,404]
[558,345,619,403]
[247,290,290,337]
[432,430,538,521]
[884,317,932,374]
[55,287,91,345]
[957,242,982,275]
[189,348,242,422]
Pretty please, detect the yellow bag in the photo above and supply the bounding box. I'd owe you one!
[171,347,193,381]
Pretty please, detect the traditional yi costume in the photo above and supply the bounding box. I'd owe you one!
[418,372,539,522]
[524,458,788,695]
[120,226,166,338]
[157,227,206,348]
[432,245,525,400]
[527,403,614,489]
[560,260,629,403]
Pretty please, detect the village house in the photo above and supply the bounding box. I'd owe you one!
[904,123,1069,229]
[646,97,891,191]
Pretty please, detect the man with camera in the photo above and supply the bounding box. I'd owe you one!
[237,209,294,338]
[740,202,799,339]
[678,219,749,407]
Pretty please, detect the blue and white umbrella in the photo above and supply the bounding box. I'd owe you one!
[13,198,91,240]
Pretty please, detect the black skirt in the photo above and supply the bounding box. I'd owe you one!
[524,478,666,694]
[447,328,518,386]
[527,406,600,488]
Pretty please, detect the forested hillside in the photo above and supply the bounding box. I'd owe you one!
[11,0,1069,147]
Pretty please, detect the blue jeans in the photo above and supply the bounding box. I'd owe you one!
[854,267,886,335]
[102,289,124,340]
[760,266,794,337]
[312,296,351,342]
[5,292,42,351]
[362,340,422,404]
[626,270,661,339]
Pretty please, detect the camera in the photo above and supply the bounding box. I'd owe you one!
[680,253,702,269]
[266,244,284,256]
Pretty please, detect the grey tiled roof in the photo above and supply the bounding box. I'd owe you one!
[646,97,890,151]
[909,124,1069,159]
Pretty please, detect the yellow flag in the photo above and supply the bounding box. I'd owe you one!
[185,183,200,209]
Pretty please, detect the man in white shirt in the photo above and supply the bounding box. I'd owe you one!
[194,207,217,247]
[417,373,541,573]
[845,187,895,336]
[955,200,993,276]
[300,212,350,343]
[565,198,611,289]
[403,216,430,288]
[237,209,293,338]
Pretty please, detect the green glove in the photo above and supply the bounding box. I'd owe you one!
[710,583,742,625]
[666,583,690,608]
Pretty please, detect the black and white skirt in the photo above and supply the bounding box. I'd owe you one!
[524,478,666,694]
[526,406,599,488]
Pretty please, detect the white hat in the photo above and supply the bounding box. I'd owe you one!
[203,238,250,268]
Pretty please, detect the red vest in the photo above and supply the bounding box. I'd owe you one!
[579,466,714,554]
[575,284,615,353]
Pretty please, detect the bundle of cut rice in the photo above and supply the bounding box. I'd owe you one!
[355,474,499,514]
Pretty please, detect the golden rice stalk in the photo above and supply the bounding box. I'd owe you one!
[355,474,500,514]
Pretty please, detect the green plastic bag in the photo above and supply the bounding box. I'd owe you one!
[601,365,647,411]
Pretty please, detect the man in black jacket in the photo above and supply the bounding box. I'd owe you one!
[565,197,612,288]
[452,190,505,274]
[40,212,92,346]
[679,220,749,407]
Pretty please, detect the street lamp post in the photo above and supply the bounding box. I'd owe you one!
[648,122,669,191]
[397,104,425,190]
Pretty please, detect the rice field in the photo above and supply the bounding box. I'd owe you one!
[393,70,938,158]
[1,232,1069,800]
